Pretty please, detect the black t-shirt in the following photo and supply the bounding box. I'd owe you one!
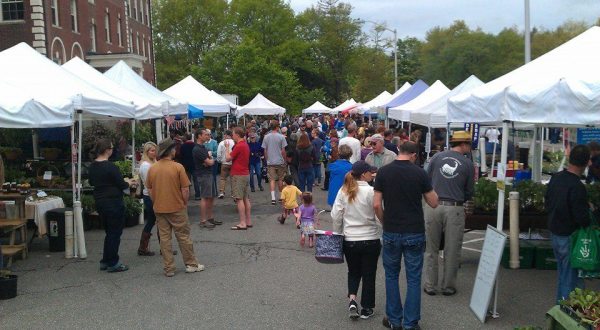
[374,160,433,233]
[88,161,128,201]
[192,144,211,176]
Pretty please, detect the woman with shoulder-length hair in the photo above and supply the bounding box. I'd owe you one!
[88,138,133,272]
[137,142,158,256]
[331,160,381,320]
[296,133,316,192]
[327,144,353,206]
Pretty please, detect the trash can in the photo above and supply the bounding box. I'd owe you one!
[46,208,71,252]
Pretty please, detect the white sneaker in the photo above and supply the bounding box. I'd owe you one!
[185,264,205,273]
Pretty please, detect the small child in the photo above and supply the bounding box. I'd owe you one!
[278,175,302,224]
[295,192,320,248]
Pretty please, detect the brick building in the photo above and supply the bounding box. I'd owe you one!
[0,0,155,84]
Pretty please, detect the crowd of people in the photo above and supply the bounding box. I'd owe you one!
[86,112,596,330]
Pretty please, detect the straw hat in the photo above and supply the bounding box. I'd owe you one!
[450,131,472,143]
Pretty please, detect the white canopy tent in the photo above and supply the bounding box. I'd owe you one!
[330,99,358,115]
[104,61,186,115]
[163,76,231,117]
[302,101,332,114]
[449,26,600,126]
[237,93,285,117]
[357,91,392,114]
[63,57,164,120]
[0,43,138,260]
[411,75,484,128]
[0,81,73,128]
[388,80,450,122]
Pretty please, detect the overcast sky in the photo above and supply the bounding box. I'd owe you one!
[288,0,600,40]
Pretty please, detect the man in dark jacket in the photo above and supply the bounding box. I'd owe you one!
[545,144,591,303]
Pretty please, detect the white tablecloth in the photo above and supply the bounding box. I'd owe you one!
[25,197,65,236]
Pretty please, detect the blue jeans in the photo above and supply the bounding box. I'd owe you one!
[313,163,322,183]
[382,232,426,329]
[96,198,125,267]
[298,168,314,192]
[142,195,156,234]
[249,162,263,190]
[551,234,584,304]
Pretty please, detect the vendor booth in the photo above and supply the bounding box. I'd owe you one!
[237,93,286,117]
[302,101,332,114]
[163,76,232,117]
[388,80,450,122]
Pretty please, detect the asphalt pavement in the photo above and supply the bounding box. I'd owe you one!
[1,182,599,329]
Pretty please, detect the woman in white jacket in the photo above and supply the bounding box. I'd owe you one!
[331,160,381,320]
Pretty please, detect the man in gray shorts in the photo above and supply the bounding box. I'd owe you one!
[262,120,288,205]
[193,129,221,228]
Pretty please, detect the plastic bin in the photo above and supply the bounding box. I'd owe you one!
[530,240,557,270]
[46,208,71,252]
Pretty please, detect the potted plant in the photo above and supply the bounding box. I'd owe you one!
[123,195,142,227]
[114,160,133,178]
[0,269,18,300]
[41,148,62,161]
[512,180,547,230]
[80,194,97,231]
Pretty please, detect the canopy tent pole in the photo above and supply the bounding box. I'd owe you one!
[539,126,545,179]
[496,121,510,231]
[445,123,450,150]
[154,119,162,143]
[131,119,136,176]
[32,129,39,159]
[75,110,86,258]
[425,127,432,162]
[226,114,229,130]
[489,128,498,179]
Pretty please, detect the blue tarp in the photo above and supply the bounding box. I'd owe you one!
[187,104,204,119]
[385,80,429,109]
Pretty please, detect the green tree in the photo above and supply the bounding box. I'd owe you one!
[396,37,423,84]
[349,47,393,101]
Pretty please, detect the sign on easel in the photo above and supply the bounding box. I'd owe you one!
[470,225,507,323]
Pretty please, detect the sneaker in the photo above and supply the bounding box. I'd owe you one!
[218,193,225,199]
[271,199,276,205]
[99,262,108,271]
[259,186,264,191]
[360,308,374,319]
[207,218,223,225]
[199,221,216,228]
[251,188,256,192]
[423,287,437,296]
[106,263,129,273]
[348,300,359,319]
[185,264,205,273]
[165,271,175,277]
[442,287,457,296]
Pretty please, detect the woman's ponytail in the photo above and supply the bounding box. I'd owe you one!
[341,172,359,203]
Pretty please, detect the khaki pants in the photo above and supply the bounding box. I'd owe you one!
[219,164,232,195]
[423,204,465,291]
[156,209,198,273]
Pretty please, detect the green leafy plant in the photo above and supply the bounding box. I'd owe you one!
[0,269,12,278]
[512,180,546,212]
[3,167,26,182]
[113,160,133,178]
[134,121,157,149]
[560,288,600,328]
[123,195,142,217]
[80,194,96,214]
[82,121,116,161]
[586,184,600,209]
[473,178,498,212]
[542,150,564,174]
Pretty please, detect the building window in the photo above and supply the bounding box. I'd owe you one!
[129,31,133,53]
[145,0,149,25]
[136,33,140,55]
[147,39,151,63]
[140,0,144,24]
[70,0,78,32]
[117,16,122,47]
[126,0,130,17]
[104,12,110,43]
[133,0,137,20]
[90,22,97,52]
[51,0,59,26]
[142,35,145,57]
[1,0,24,21]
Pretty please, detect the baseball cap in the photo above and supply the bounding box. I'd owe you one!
[351,160,378,176]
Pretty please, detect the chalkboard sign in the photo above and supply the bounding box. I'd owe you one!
[470,225,507,323]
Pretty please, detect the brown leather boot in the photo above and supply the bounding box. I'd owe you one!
[137,231,155,256]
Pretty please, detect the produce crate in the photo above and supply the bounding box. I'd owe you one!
[501,240,535,269]
[529,240,557,270]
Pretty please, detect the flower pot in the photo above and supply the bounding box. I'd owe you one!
[2,148,22,161]
[125,214,139,227]
[0,274,18,300]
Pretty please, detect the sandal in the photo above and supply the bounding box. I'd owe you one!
[246,224,253,228]
[199,221,216,228]
[106,263,129,273]
[230,225,247,230]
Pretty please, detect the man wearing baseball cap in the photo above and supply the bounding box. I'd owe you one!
[423,131,475,297]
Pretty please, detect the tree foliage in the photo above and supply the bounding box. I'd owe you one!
[152,0,598,113]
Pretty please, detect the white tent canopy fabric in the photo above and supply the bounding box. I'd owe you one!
[388,80,450,122]
[0,81,73,128]
[302,101,332,114]
[449,26,600,126]
[237,93,285,117]
[104,60,185,116]
[411,75,484,128]
[358,91,392,114]
[390,82,412,99]
[63,57,164,120]
[163,76,231,117]
[331,99,357,114]
[0,43,135,121]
